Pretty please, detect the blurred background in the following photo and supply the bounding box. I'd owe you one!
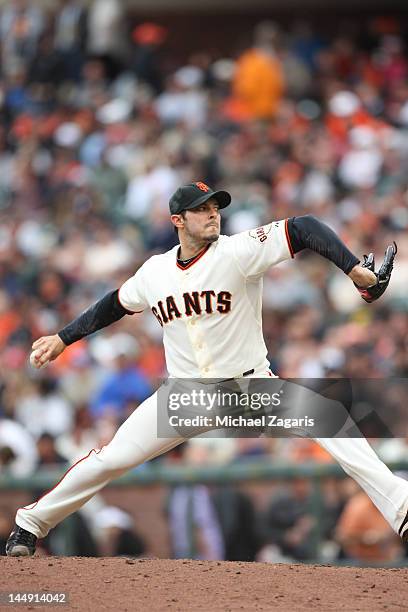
[0,0,408,564]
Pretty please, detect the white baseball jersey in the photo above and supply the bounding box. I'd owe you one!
[119,219,293,378]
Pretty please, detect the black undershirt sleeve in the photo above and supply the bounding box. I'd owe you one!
[287,215,360,275]
[58,289,131,346]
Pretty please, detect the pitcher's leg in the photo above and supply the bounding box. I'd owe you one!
[314,437,408,533]
[16,392,184,538]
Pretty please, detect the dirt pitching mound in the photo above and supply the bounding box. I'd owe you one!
[1,557,407,610]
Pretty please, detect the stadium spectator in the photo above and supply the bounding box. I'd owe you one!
[0,0,45,74]
[0,418,37,477]
[165,444,225,560]
[336,487,403,563]
[93,505,145,557]
[231,21,285,119]
[35,432,67,470]
[89,333,151,421]
[53,0,88,82]
[259,478,316,560]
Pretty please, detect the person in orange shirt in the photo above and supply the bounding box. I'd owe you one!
[336,487,403,563]
[232,21,285,120]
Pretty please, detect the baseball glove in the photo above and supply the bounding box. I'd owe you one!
[355,242,397,303]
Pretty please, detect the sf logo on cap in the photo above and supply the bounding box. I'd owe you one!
[195,182,210,193]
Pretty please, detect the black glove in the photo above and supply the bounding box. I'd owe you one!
[355,242,397,303]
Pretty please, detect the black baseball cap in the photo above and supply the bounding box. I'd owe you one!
[169,182,231,215]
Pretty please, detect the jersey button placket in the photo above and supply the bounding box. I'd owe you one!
[178,266,213,376]
[188,320,210,372]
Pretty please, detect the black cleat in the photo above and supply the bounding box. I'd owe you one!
[399,511,408,543]
[6,525,37,557]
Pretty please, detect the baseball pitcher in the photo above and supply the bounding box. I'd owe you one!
[6,182,407,557]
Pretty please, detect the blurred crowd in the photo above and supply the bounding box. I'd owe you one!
[0,0,408,562]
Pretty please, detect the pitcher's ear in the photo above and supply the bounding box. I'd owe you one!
[171,213,185,230]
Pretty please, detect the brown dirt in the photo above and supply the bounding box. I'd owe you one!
[1,558,407,611]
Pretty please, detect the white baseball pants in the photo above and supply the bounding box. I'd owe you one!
[16,384,408,539]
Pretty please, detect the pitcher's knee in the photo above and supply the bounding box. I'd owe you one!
[92,439,146,474]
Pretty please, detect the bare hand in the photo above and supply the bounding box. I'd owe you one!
[31,334,66,366]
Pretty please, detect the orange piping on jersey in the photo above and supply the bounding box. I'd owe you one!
[285,218,295,259]
[176,243,211,270]
[117,288,144,314]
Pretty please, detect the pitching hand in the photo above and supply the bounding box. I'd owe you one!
[31,334,66,367]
